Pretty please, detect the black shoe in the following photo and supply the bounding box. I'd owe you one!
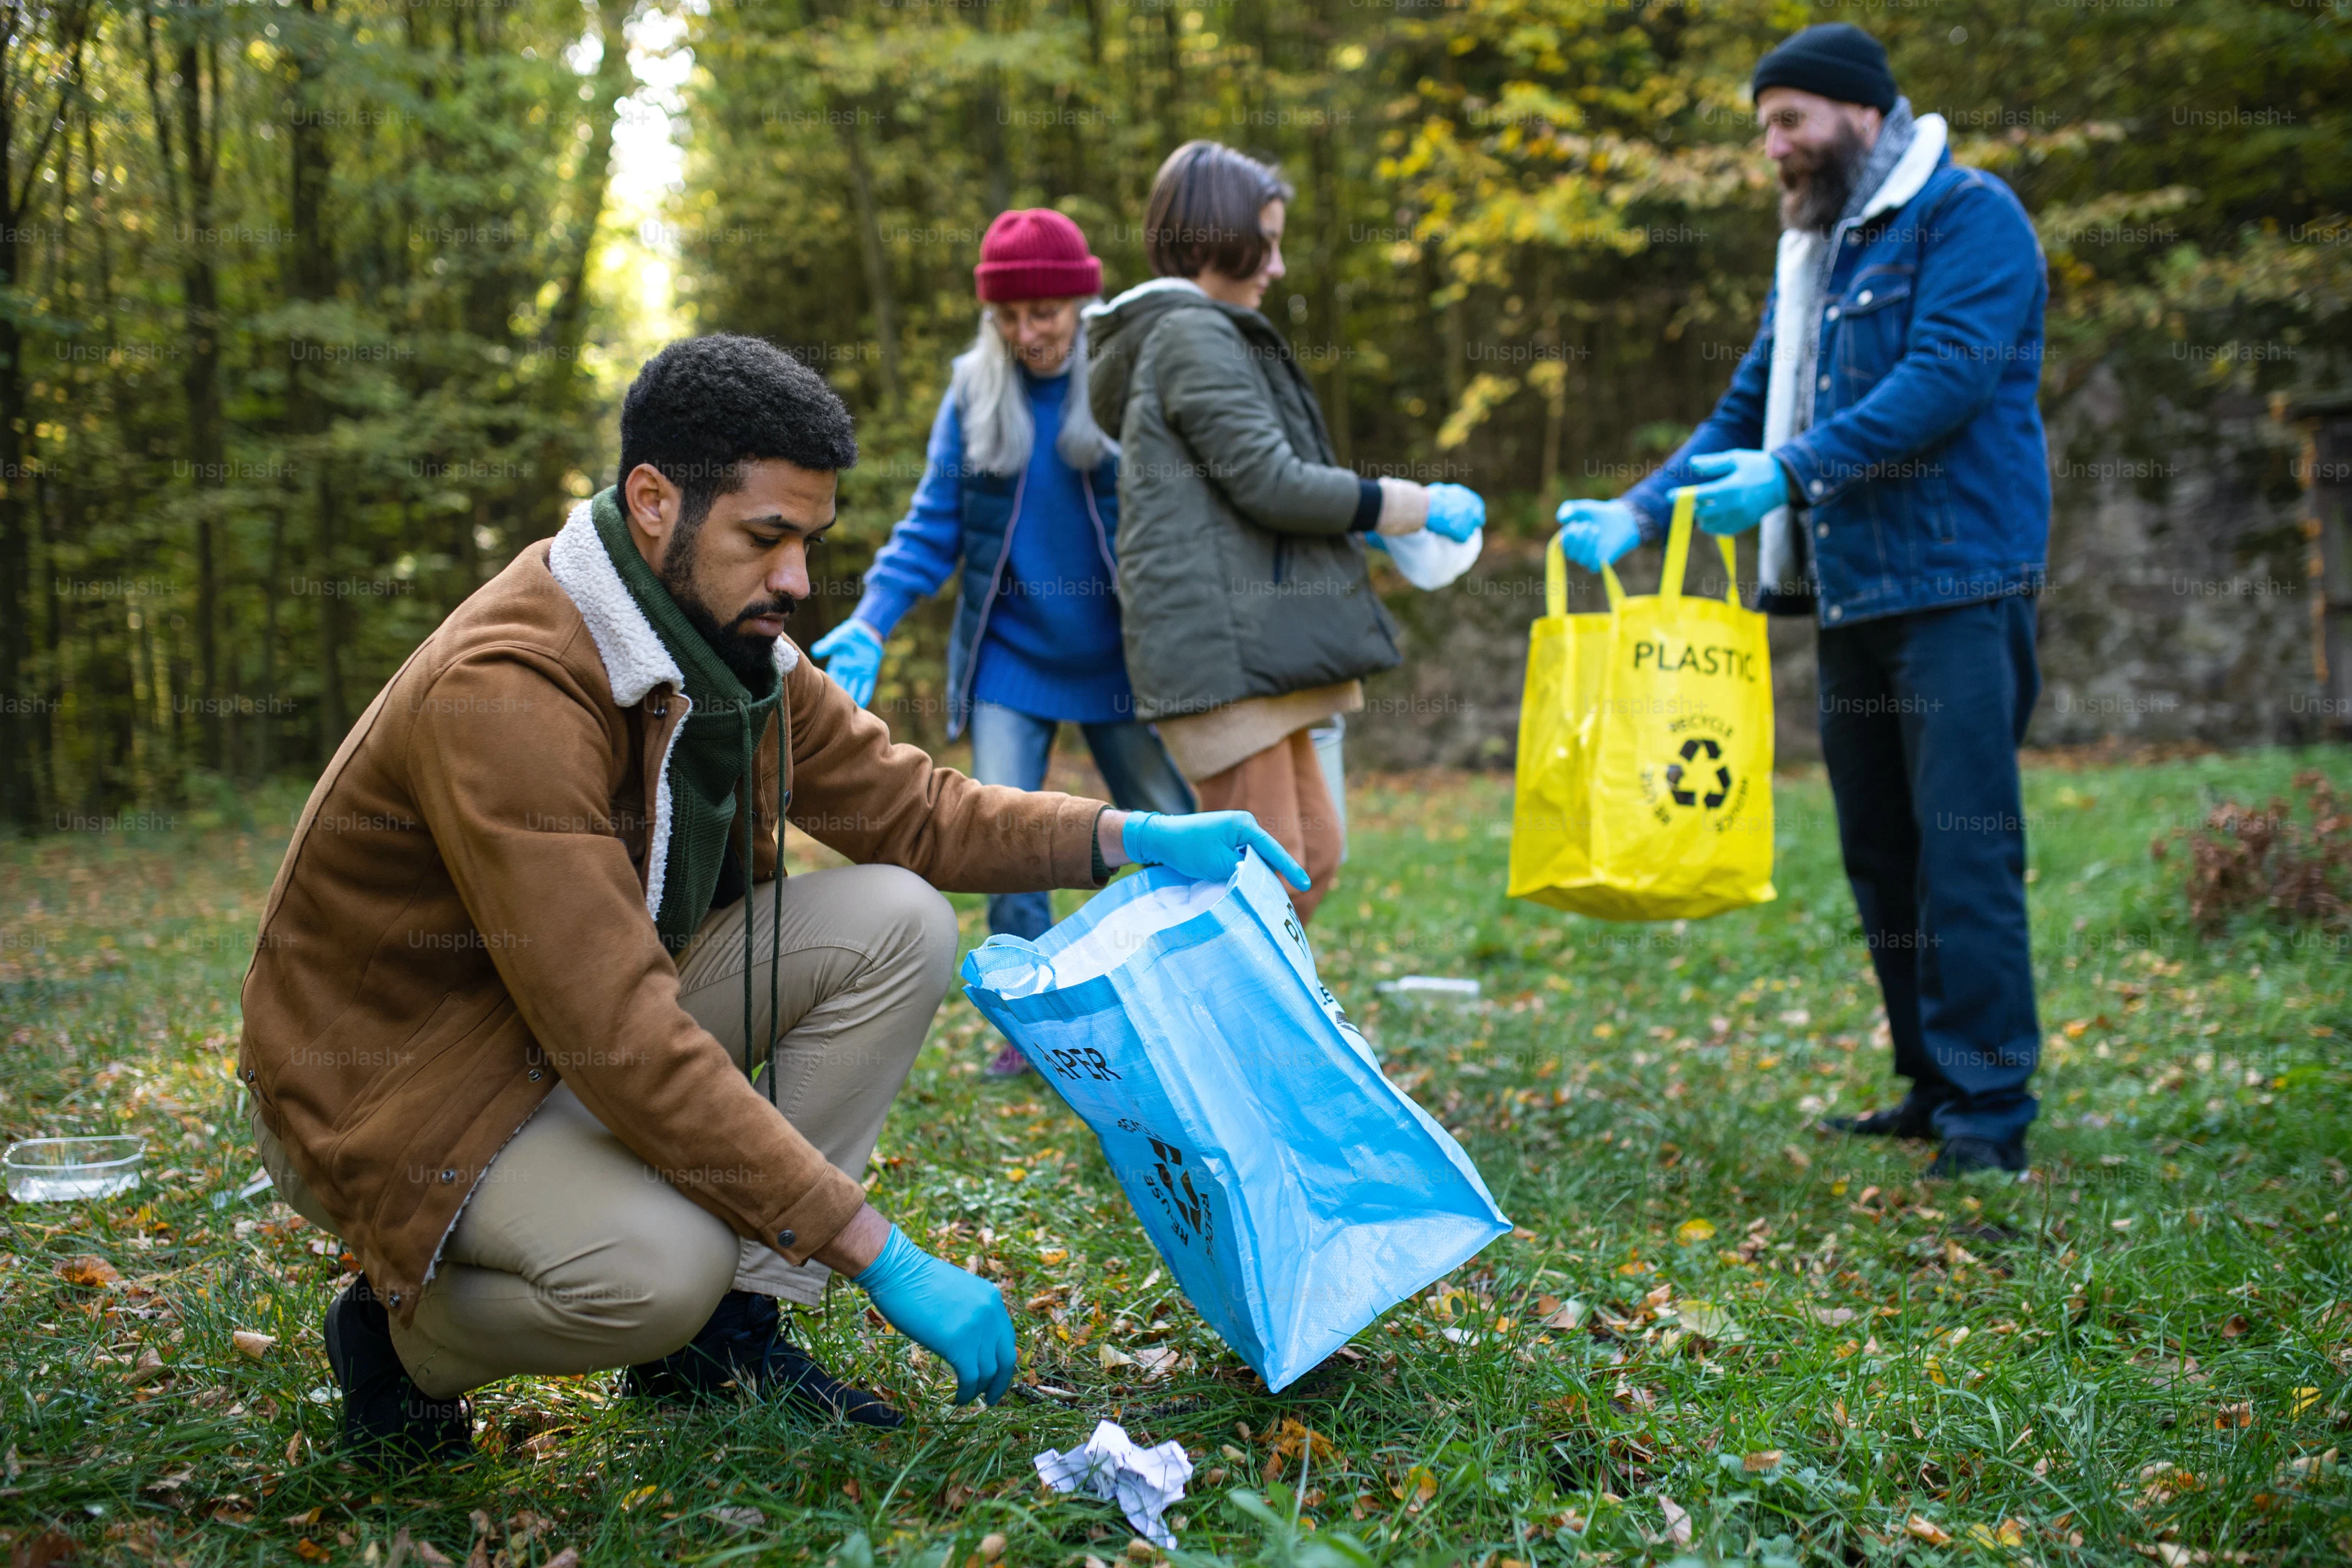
[625,1290,903,1428]
[1817,1094,1943,1140]
[324,1275,473,1463]
[1925,1136,2028,1177]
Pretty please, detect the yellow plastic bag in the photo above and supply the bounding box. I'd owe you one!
[1508,489,1777,921]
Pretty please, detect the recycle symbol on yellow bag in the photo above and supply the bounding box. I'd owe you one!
[1665,737,1732,811]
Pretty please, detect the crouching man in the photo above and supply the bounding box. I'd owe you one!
[238,334,1303,1459]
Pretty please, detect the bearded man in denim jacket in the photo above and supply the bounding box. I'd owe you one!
[1557,24,2050,1175]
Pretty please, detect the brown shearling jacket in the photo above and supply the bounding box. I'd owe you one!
[238,506,1105,1326]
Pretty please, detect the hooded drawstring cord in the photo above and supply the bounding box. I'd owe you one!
[730,689,788,1103]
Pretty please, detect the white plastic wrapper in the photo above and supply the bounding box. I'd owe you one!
[1372,524,1483,591]
[1034,1419,1194,1548]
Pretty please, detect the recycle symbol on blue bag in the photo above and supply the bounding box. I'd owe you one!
[1665,737,1732,810]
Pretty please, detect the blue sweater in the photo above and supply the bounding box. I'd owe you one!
[855,370,1134,725]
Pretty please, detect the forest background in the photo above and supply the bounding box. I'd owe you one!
[4,0,2346,828]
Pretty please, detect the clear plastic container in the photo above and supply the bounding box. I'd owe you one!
[3,1135,146,1202]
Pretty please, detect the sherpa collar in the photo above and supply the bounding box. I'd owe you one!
[544,497,800,921]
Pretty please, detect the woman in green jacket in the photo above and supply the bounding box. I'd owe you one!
[1088,140,1486,919]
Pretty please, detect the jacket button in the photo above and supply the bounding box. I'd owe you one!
[1826,605,1844,621]
[1816,524,1830,539]
[441,1169,457,1183]
[1825,306,1840,321]
[1817,375,1830,391]
[528,1069,543,1081]
[1809,480,1825,498]
[1857,289,1874,305]
[777,1229,796,1249]
[243,1069,256,1082]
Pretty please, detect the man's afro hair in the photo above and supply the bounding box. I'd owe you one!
[618,334,858,509]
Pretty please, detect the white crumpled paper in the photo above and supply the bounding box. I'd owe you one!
[1033,1419,1194,1549]
[1370,524,1483,591]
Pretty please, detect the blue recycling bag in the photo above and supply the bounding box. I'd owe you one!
[960,850,1510,1391]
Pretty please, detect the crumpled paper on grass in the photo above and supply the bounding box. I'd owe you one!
[1033,1419,1193,1548]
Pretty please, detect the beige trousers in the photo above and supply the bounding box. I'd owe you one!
[252,863,958,1398]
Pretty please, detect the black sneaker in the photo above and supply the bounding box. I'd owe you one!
[1817,1094,1943,1140]
[625,1290,903,1428]
[1925,1136,2028,1178]
[323,1275,473,1463]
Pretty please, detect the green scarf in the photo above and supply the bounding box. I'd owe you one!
[590,488,781,962]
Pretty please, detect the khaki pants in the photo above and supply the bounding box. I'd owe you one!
[1191,726,1343,922]
[252,864,958,1398]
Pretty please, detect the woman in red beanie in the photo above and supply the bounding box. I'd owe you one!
[811,209,1193,1072]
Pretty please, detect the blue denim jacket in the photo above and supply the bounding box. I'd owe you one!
[1625,155,2051,625]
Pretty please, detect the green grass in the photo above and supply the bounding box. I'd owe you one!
[3,749,2348,1567]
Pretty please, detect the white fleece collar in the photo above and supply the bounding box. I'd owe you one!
[1084,275,1209,323]
[1759,114,1948,596]
[545,498,799,920]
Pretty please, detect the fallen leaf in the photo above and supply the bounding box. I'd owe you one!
[542,1551,578,1568]
[618,1485,658,1512]
[2293,1387,2323,1416]
[1809,1306,1856,1326]
[2138,1546,2193,1568]
[975,1534,1008,1562]
[2221,1314,2250,1337]
[1099,1345,1135,1370]
[11,1531,78,1568]
[57,1254,122,1290]
[1744,1449,1782,1473]
[1659,1497,1692,1547]
[127,1347,168,1385]
[2215,1402,2254,1429]
[232,1331,276,1360]
[1541,1298,1588,1331]
[1392,1464,1436,1505]
[1674,1300,1742,1341]
[1674,1218,1717,1246]
[1905,1515,1954,1546]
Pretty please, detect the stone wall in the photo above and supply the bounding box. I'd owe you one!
[1350,365,2334,772]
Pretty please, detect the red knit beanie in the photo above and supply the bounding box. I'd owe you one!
[974,209,1102,303]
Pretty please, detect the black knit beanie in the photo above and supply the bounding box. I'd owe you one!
[1751,23,1897,113]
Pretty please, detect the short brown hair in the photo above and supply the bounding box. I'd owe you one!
[1143,141,1295,281]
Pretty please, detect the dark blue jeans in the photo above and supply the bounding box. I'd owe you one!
[1817,595,2042,1147]
[968,701,1195,942]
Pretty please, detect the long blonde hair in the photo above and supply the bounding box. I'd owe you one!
[949,306,1114,478]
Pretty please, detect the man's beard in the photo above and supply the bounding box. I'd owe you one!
[659,524,796,688]
[1778,120,1872,233]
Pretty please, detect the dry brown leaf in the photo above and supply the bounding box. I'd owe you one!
[1905,1515,1954,1546]
[1744,1449,1783,1473]
[542,1551,579,1568]
[57,1254,122,1290]
[231,1330,276,1359]
[1659,1497,1692,1547]
[127,1347,168,1386]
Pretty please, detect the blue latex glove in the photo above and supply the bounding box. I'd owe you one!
[1682,448,1790,537]
[1422,483,1487,542]
[850,1226,1016,1405]
[1554,498,1641,572]
[809,619,884,708]
[1121,809,1311,891]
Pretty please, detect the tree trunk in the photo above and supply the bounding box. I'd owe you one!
[527,0,630,539]
[837,97,900,406]
[178,32,224,772]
